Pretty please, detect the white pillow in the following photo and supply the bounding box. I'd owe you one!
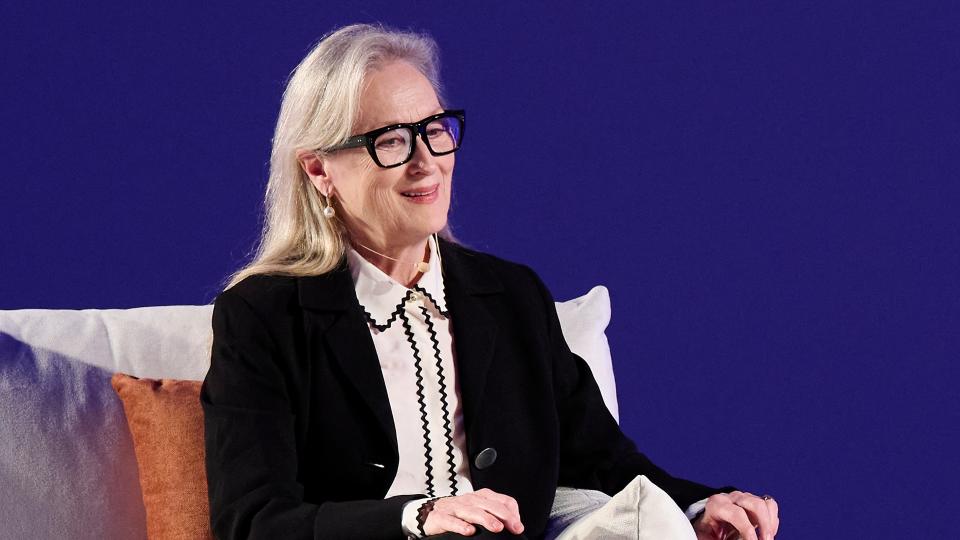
[549,475,696,540]
[0,332,147,539]
[0,288,617,414]
[0,287,615,540]
[555,285,619,423]
[0,305,213,380]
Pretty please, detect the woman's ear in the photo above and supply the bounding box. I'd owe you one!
[297,150,334,196]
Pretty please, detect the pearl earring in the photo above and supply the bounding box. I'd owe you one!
[322,192,336,219]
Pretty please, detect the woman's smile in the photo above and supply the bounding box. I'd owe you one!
[399,183,440,203]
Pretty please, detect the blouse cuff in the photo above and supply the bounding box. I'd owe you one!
[685,497,709,521]
[401,499,423,538]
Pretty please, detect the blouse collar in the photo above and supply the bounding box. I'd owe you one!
[346,235,449,329]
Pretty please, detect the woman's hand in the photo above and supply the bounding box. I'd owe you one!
[692,491,779,540]
[422,488,525,536]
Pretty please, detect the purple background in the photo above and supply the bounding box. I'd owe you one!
[3,2,959,537]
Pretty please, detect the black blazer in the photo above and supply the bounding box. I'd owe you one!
[201,240,731,540]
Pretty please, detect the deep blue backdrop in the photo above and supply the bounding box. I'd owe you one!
[3,2,959,537]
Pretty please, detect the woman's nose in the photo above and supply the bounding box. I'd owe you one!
[408,136,437,173]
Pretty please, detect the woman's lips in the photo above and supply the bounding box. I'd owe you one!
[399,184,440,204]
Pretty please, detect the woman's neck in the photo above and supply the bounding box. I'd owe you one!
[352,235,431,288]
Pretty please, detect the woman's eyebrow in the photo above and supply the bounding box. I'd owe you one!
[362,109,447,131]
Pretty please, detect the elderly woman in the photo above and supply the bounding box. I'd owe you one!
[201,24,779,540]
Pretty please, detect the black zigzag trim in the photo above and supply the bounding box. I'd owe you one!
[420,305,458,496]
[362,285,448,331]
[413,285,450,317]
[361,289,417,331]
[400,309,436,497]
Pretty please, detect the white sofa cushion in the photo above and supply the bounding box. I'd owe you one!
[0,305,214,381]
[0,286,615,540]
[556,285,618,422]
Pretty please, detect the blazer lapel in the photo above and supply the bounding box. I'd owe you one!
[294,241,504,456]
[297,266,398,458]
[439,240,504,436]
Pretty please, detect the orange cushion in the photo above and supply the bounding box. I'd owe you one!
[111,373,214,540]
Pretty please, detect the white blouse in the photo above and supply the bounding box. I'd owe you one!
[347,237,707,535]
[346,236,473,535]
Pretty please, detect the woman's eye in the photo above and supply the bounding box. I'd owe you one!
[376,136,404,149]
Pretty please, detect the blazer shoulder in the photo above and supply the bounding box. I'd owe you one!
[442,240,545,293]
[443,241,508,265]
[215,273,300,319]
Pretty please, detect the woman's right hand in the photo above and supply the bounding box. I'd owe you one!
[422,488,525,536]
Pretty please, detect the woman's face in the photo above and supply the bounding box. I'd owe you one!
[309,61,454,248]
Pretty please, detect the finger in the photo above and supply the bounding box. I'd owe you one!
[714,502,758,540]
[425,512,476,537]
[450,505,506,534]
[475,488,521,515]
[731,494,773,540]
[474,489,524,533]
[719,523,738,540]
[467,498,512,525]
[431,498,491,534]
[764,498,780,536]
[473,492,524,532]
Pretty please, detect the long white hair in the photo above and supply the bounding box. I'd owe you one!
[225,23,450,290]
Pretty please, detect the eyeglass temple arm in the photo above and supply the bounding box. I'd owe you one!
[327,135,367,152]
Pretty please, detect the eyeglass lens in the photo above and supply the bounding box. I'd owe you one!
[373,115,462,167]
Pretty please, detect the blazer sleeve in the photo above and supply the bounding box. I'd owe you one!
[201,289,421,540]
[525,267,736,511]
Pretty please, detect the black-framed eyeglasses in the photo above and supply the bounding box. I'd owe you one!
[325,109,465,168]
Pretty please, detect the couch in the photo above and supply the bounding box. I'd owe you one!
[0,286,616,540]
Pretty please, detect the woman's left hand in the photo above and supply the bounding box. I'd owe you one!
[692,491,779,540]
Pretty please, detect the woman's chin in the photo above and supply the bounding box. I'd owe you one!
[400,217,448,243]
